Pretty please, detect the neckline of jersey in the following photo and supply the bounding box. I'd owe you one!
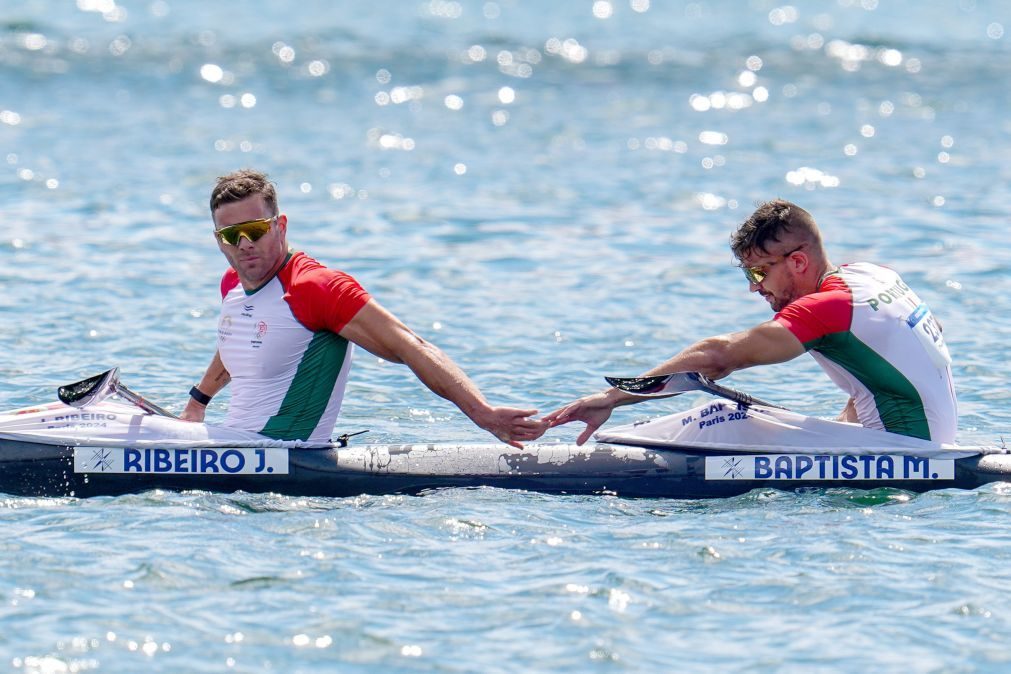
[243,251,296,296]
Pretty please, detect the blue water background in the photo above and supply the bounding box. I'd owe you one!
[2,0,1011,671]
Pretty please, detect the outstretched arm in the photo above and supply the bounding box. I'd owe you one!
[340,300,546,448]
[544,320,805,445]
[180,350,231,422]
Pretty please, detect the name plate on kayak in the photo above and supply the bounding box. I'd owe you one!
[74,447,289,475]
[705,454,954,481]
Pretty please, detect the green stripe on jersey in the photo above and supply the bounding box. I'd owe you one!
[806,332,931,440]
[260,332,349,441]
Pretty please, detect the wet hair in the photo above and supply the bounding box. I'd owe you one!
[730,199,821,260]
[209,169,278,216]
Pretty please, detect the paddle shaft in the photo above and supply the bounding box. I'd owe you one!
[689,373,786,409]
[113,384,177,418]
[605,371,786,410]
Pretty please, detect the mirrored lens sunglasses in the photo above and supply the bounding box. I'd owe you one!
[215,217,275,246]
[742,265,769,284]
[740,244,804,285]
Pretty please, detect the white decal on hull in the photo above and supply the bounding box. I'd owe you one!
[705,454,954,481]
[74,447,289,475]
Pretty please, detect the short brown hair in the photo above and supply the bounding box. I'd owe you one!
[210,169,278,215]
[730,199,821,260]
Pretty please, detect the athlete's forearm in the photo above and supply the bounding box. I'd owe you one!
[180,351,230,422]
[194,351,231,397]
[639,335,737,382]
[642,323,805,382]
[400,339,491,420]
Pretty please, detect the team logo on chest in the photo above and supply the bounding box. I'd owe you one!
[252,320,268,348]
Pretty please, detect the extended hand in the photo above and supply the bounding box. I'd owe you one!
[473,406,549,449]
[542,392,615,446]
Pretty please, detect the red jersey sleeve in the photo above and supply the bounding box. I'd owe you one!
[774,276,853,347]
[220,269,240,299]
[280,253,372,333]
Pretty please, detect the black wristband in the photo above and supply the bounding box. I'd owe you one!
[189,386,212,406]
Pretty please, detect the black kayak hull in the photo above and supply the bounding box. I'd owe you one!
[2,439,1010,499]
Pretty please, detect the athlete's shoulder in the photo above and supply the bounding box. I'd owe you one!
[287,251,325,272]
[279,251,364,291]
[774,272,854,343]
[220,268,241,299]
[279,251,371,332]
[838,261,899,279]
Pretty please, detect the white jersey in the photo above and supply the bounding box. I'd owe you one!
[217,252,371,443]
[774,262,957,442]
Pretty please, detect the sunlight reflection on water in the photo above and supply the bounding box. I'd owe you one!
[1,0,1011,671]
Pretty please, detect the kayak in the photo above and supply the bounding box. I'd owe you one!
[1,393,1008,499]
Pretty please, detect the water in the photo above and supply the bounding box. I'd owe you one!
[2,0,1011,670]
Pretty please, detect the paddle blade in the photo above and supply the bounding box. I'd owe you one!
[58,368,120,408]
[605,373,694,397]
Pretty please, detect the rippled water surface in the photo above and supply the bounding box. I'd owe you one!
[2,1,1011,671]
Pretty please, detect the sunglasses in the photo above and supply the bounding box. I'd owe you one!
[215,216,276,246]
[741,245,803,284]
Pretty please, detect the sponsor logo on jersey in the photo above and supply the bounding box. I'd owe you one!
[218,314,234,340]
[74,447,289,475]
[705,454,954,481]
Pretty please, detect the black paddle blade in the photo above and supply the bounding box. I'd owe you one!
[58,368,119,407]
[605,374,677,396]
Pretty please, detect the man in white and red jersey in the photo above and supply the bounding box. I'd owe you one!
[180,169,545,447]
[545,199,957,444]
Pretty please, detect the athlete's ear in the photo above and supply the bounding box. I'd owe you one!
[789,249,809,274]
[276,214,288,232]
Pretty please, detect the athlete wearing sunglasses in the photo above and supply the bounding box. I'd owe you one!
[740,244,804,286]
[215,216,276,246]
[185,169,547,448]
[544,199,956,446]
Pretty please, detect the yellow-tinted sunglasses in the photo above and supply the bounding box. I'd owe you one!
[215,216,275,246]
[741,245,803,284]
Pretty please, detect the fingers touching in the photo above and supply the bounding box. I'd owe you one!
[480,396,614,448]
